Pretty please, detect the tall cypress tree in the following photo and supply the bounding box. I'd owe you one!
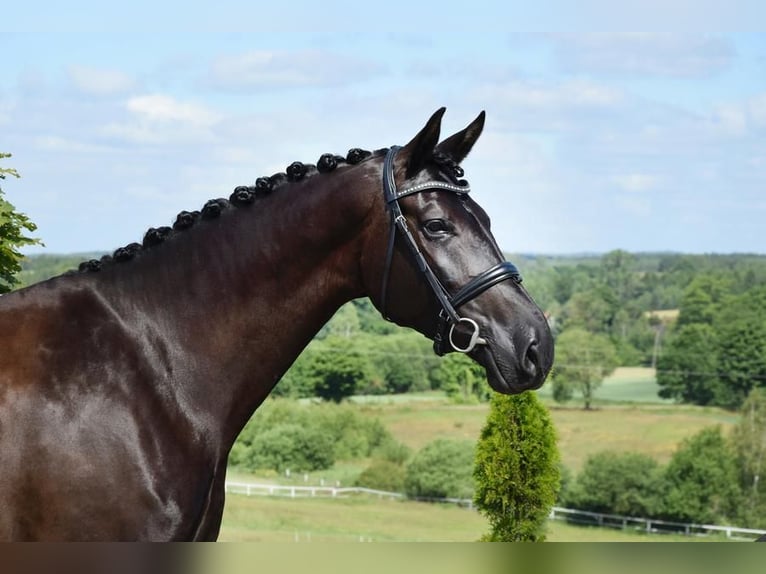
[473,392,560,541]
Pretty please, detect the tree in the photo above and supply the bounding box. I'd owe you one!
[308,336,370,402]
[404,439,475,500]
[317,302,360,338]
[561,288,615,335]
[730,388,766,528]
[712,287,766,409]
[659,426,742,525]
[551,327,618,409]
[273,344,316,398]
[562,451,663,517]
[675,275,730,327]
[366,332,438,394]
[599,249,637,305]
[657,285,766,409]
[438,353,490,404]
[1,153,41,293]
[473,392,560,541]
[656,323,720,405]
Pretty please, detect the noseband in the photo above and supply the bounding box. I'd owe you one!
[379,146,523,356]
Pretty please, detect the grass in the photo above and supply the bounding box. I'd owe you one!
[218,493,731,542]
[545,403,736,472]
[352,372,737,472]
[535,367,672,404]
[220,493,485,542]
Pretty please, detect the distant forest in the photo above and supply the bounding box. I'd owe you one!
[16,251,766,407]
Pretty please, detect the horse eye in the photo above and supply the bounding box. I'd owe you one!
[423,219,450,235]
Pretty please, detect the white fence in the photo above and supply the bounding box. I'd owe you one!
[225,481,766,540]
[548,506,766,541]
[225,481,404,500]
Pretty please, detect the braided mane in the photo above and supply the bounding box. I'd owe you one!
[74,147,386,274]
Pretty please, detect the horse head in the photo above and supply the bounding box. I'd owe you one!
[361,108,554,394]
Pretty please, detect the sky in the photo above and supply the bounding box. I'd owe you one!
[2,8,765,255]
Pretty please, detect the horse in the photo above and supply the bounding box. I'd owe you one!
[0,108,553,540]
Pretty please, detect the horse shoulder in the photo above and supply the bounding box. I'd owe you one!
[0,280,219,540]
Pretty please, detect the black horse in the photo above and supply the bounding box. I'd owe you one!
[0,108,553,540]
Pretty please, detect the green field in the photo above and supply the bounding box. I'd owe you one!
[219,493,731,542]
[537,366,673,404]
[351,370,737,472]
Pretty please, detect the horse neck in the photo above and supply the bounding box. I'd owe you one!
[96,166,379,446]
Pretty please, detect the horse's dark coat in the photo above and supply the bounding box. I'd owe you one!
[0,109,553,540]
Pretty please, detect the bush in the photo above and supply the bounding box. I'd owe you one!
[245,423,335,473]
[372,439,412,465]
[355,460,406,493]
[557,464,574,505]
[473,392,560,541]
[229,399,397,472]
[404,439,475,500]
[312,402,392,460]
[658,426,742,524]
[562,451,663,517]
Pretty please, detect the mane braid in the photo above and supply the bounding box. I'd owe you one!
[73,146,381,275]
[432,150,466,184]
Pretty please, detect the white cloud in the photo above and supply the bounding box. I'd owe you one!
[126,94,221,126]
[482,79,623,109]
[552,33,734,78]
[712,104,748,136]
[99,94,223,145]
[206,49,384,90]
[68,65,136,96]
[616,195,652,217]
[611,173,659,193]
[33,135,112,154]
[711,91,766,137]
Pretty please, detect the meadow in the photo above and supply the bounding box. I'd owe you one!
[220,368,743,541]
[353,368,737,472]
[219,493,728,542]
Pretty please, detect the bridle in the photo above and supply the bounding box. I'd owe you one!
[379,146,523,356]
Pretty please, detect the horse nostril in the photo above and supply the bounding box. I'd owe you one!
[523,340,540,378]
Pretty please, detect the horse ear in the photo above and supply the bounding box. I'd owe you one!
[435,110,486,165]
[400,107,446,178]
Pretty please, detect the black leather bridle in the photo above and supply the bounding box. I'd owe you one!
[379,146,523,356]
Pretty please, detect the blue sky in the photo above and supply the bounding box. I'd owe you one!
[2,14,765,254]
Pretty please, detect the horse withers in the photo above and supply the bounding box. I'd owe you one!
[0,108,553,540]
